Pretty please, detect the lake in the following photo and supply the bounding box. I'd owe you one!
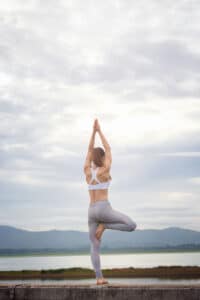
[0,250,199,271]
[1,278,200,286]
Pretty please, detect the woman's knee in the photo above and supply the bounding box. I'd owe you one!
[89,230,101,244]
[88,222,97,242]
[128,220,137,231]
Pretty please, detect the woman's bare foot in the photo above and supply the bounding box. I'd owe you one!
[96,277,109,285]
[95,223,105,240]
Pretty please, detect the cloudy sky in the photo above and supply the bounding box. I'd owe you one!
[0,0,200,232]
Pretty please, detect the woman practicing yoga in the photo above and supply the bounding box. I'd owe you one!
[83,119,137,285]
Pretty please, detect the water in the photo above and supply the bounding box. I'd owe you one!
[1,278,200,286]
[0,251,199,271]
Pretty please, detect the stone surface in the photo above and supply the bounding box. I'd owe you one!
[0,284,199,300]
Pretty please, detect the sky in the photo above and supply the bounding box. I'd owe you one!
[0,0,200,232]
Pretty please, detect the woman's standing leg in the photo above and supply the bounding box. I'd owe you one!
[88,220,103,279]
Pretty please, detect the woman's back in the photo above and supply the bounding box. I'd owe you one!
[86,165,112,185]
[86,165,112,203]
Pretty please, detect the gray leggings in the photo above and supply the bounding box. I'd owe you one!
[88,199,137,279]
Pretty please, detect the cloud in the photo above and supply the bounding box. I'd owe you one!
[0,0,200,231]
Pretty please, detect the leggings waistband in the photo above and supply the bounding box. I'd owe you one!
[89,199,110,207]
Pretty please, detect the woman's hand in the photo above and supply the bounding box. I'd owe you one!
[93,119,97,132]
[93,118,101,132]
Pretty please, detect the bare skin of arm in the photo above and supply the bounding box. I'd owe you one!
[83,121,97,173]
[96,121,112,170]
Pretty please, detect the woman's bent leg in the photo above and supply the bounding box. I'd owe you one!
[98,204,137,232]
[88,220,103,279]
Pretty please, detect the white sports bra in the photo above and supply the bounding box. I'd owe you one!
[88,167,111,190]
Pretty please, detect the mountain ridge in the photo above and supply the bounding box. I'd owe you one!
[0,225,200,250]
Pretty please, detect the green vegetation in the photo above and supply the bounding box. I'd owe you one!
[0,266,199,280]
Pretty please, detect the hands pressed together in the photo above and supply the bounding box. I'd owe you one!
[93,118,101,133]
[89,118,110,152]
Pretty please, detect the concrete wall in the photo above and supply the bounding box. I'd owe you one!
[0,284,199,300]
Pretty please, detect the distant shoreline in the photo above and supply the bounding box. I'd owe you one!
[0,266,200,280]
[0,248,200,257]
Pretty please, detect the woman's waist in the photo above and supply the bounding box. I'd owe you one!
[89,189,108,199]
[89,199,110,207]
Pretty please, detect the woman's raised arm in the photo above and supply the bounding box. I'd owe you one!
[96,120,112,168]
[83,120,97,172]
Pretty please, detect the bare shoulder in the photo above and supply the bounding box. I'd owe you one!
[98,165,111,174]
[97,165,112,181]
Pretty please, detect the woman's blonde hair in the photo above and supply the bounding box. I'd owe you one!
[92,147,112,180]
[92,147,105,167]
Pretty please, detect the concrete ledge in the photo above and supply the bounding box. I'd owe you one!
[0,284,200,300]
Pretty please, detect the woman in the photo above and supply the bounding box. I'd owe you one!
[83,119,137,285]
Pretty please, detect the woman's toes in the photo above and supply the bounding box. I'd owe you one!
[95,229,102,240]
[96,278,109,285]
[95,224,105,240]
